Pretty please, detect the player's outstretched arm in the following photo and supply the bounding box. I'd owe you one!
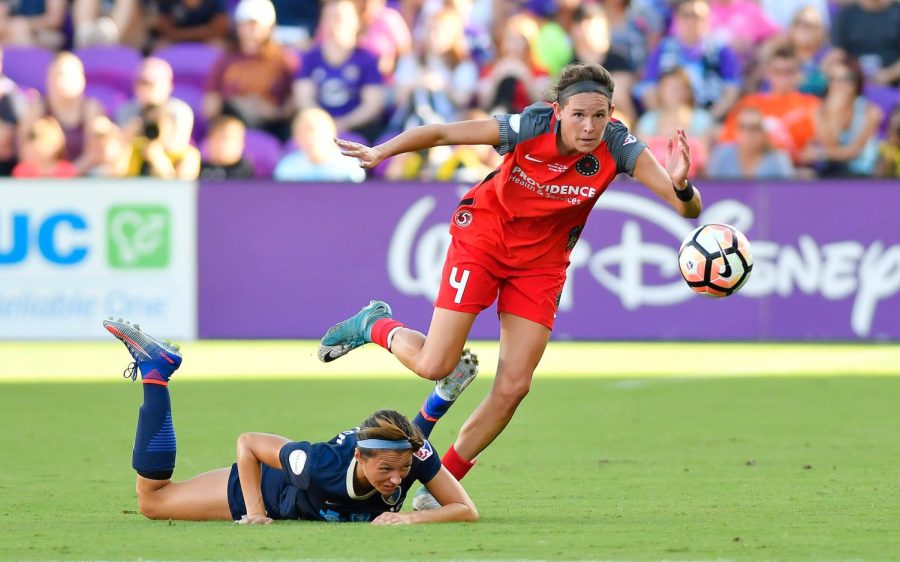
[235,432,291,525]
[336,118,501,170]
[372,467,479,525]
[632,128,702,219]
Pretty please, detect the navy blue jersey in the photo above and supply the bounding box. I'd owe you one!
[227,428,441,522]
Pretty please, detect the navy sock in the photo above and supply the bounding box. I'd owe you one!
[132,383,176,479]
[413,392,454,439]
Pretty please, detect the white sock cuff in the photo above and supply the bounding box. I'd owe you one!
[386,326,402,351]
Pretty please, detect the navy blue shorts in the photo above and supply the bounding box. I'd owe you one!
[226,463,300,520]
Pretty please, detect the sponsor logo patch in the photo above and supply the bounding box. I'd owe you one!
[623,134,637,146]
[454,209,473,228]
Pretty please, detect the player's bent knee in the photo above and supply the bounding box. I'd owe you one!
[136,493,164,520]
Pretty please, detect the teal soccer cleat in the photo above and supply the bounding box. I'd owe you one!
[318,301,393,363]
[103,319,183,383]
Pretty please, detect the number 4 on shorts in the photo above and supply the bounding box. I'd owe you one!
[449,267,470,304]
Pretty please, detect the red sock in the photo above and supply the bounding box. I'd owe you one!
[442,444,476,481]
[370,318,405,351]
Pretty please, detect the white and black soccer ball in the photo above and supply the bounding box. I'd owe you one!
[678,223,753,298]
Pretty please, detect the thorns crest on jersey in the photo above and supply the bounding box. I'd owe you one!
[575,154,600,176]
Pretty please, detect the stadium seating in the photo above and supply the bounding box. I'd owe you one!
[153,43,223,91]
[74,45,143,96]
[2,46,55,93]
[243,128,283,178]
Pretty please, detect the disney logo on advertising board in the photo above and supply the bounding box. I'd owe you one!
[387,193,900,337]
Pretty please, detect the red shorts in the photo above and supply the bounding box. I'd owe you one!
[435,238,567,330]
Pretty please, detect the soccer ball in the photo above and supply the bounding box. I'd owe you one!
[678,223,753,298]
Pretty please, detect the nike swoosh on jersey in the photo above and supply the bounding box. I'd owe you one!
[524,154,544,163]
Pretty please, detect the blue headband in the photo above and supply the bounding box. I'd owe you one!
[357,439,413,450]
[558,81,613,104]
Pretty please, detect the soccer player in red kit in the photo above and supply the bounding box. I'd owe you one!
[318,63,703,508]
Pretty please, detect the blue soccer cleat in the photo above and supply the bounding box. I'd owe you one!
[318,301,393,363]
[103,319,182,383]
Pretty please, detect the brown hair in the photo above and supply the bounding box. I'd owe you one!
[356,409,425,458]
[550,63,615,106]
[27,116,67,160]
[659,67,696,107]
[207,115,246,136]
[424,6,469,67]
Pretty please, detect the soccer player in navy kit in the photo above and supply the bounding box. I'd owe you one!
[104,319,478,525]
[318,63,703,508]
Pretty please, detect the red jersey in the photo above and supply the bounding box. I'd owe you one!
[448,103,647,269]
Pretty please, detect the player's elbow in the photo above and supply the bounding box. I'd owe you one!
[463,504,479,522]
[236,432,257,458]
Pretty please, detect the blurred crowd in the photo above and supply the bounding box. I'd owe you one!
[0,0,898,182]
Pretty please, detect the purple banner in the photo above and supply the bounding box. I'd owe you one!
[198,180,900,341]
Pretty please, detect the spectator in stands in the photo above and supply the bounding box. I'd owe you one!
[636,0,741,121]
[126,104,201,179]
[13,116,79,178]
[432,108,503,183]
[274,108,366,182]
[876,105,900,178]
[151,0,230,48]
[601,0,664,71]
[18,53,105,174]
[83,116,131,177]
[200,115,254,179]
[708,107,795,178]
[477,13,547,115]
[117,58,194,153]
[0,47,26,176]
[757,6,832,96]
[355,0,413,76]
[390,5,476,131]
[760,0,829,30]
[800,60,882,176]
[831,0,900,86]
[73,0,139,47]
[271,0,321,49]
[708,0,780,63]
[635,68,712,176]
[0,0,66,49]
[293,0,387,142]
[567,4,638,126]
[719,46,820,162]
[204,0,295,141]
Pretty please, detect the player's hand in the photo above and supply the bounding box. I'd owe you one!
[371,512,411,525]
[665,128,691,187]
[235,513,273,525]
[335,137,384,169]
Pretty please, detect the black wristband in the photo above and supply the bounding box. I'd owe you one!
[674,180,695,202]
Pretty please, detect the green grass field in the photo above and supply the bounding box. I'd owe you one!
[1,342,899,561]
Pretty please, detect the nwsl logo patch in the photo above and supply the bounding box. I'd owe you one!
[575,154,600,176]
[415,440,434,461]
